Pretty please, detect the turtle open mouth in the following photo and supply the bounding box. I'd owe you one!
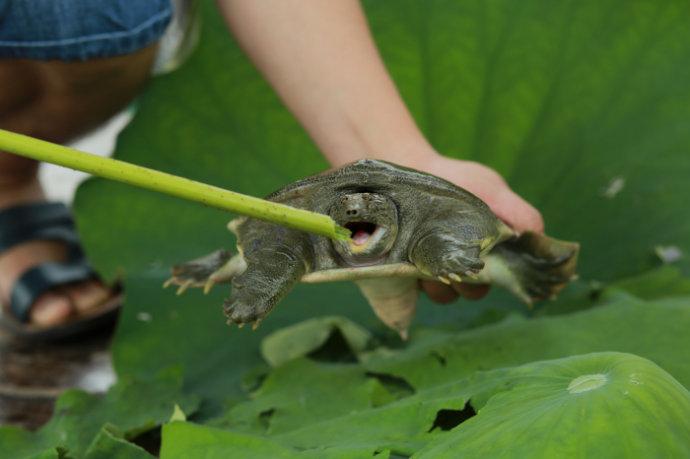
[346,221,378,246]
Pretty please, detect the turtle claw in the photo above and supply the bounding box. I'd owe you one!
[413,241,484,285]
[162,277,175,289]
[176,280,193,296]
[224,297,273,329]
[225,317,250,330]
[203,278,215,294]
[464,270,479,279]
[449,273,462,283]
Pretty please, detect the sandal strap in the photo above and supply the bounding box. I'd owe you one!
[0,202,97,323]
[0,202,83,258]
[10,260,96,323]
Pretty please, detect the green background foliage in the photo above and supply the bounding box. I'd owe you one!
[2,0,690,457]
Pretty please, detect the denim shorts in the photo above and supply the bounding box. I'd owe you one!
[0,0,172,61]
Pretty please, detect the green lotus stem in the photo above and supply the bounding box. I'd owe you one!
[0,129,351,240]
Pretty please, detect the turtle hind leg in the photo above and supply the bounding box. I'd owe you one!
[485,232,580,304]
[164,249,245,295]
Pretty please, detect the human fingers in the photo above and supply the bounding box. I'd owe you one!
[452,283,490,300]
[421,279,491,303]
[420,280,458,304]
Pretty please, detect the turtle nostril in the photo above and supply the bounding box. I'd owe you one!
[346,209,358,216]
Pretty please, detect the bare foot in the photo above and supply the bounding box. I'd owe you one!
[0,238,111,327]
[67,280,112,316]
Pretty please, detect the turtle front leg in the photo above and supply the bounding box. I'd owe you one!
[164,250,245,294]
[224,243,310,328]
[408,227,486,284]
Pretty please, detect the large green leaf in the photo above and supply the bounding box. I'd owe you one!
[233,295,690,393]
[159,421,388,459]
[260,316,375,367]
[211,358,400,437]
[83,425,154,459]
[361,294,690,390]
[0,368,197,459]
[158,352,690,457]
[417,352,690,458]
[206,297,690,452]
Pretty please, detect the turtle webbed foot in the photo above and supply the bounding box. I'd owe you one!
[410,233,485,284]
[489,232,580,304]
[164,250,240,295]
[223,298,268,330]
[435,248,484,283]
[223,279,287,330]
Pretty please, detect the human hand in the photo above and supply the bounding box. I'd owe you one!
[412,153,544,233]
[395,150,544,303]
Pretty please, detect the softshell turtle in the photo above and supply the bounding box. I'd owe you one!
[166,160,579,338]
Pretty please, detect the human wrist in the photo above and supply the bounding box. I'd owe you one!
[370,139,441,169]
[322,132,440,169]
[392,146,444,171]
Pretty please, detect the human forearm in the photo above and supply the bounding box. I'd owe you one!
[217,0,543,234]
[217,0,434,167]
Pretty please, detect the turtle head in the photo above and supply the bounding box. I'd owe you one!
[330,192,398,265]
